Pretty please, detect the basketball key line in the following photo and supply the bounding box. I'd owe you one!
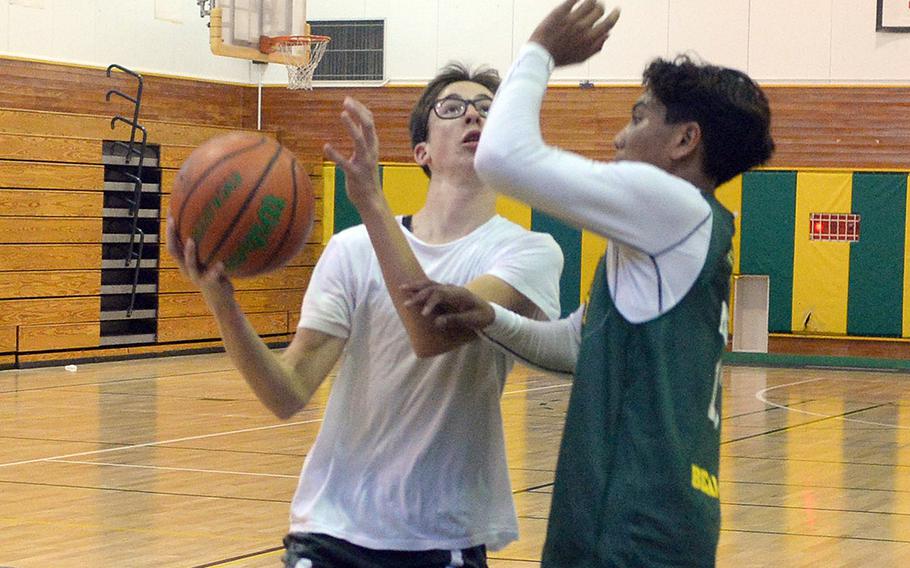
[0,382,568,469]
[756,376,910,430]
[48,459,299,479]
[0,417,324,469]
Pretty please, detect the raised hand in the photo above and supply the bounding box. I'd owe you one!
[323,96,383,211]
[402,280,496,331]
[165,215,235,308]
[530,0,620,67]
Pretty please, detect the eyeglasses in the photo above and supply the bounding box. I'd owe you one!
[432,95,493,119]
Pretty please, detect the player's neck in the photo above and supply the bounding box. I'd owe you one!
[411,175,496,244]
[684,170,715,194]
[672,150,714,193]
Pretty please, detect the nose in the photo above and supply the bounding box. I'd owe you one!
[613,131,624,150]
[463,104,484,124]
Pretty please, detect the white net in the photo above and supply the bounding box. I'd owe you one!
[274,36,330,90]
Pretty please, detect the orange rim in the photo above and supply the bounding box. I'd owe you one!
[261,34,330,53]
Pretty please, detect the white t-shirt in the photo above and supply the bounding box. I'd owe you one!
[292,214,563,552]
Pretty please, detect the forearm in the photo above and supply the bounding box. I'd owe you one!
[481,303,582,376]
[476,44,710,253]
[356,198,475,357]
[207,295,314,418]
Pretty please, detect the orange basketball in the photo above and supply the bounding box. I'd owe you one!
[169,132,314,278]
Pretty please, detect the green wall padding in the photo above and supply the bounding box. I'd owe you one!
[740,171,797,333]
[531,211,581,317]
[847,173,906,336]
[333,166,387,233]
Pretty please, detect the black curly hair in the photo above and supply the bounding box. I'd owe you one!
[642,55,774,185]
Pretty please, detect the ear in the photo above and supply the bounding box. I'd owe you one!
[413,141,431,168]
[670,122,702,161]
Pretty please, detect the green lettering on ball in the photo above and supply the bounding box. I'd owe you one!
[224,195,287,271]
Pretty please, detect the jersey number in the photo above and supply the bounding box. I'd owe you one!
[707,301,728,430]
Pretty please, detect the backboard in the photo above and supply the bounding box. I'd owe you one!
[198,0,308,63]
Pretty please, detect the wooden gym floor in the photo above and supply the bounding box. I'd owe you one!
[1,352,910,567]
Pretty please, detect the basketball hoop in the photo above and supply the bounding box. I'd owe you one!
[263,35,330,90]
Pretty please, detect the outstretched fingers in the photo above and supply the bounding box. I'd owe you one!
[324,97,381,192]
[402,282,494,330]
[166,217,232,302]
[555,0,582,18]
[590,7,620,43]
[343,97,378,154]
[532,1,620,67]
[165,215,182,262]
[603,5,621,30]
[419,288,448,318]
[182,237,202,281]
[322,142,347,169]
[574,0,606,30]
[401,281,450,318]
[165,214,201,280]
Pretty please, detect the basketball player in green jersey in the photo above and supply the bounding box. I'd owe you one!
[403,1,775,565]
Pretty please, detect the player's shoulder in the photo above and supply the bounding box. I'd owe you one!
[320,223,375,265]
[479,217,563,264]
[327,223,370,247]
[487,215,556,243]
[614,160,705,196]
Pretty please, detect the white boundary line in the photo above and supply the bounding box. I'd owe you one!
[504,383,571,396]
[48,459,299,479]
[0,418,324,469]
[755,377,910,430]
[0,381,570,471]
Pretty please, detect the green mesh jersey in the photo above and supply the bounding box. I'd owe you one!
[541,196,733,568]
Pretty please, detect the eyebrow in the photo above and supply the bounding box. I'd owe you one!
[438,94,493,101]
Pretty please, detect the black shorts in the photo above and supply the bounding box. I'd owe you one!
[282,532,488,568]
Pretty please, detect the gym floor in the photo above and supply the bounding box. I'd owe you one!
[1,353,909,566]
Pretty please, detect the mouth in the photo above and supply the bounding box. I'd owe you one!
[462,130,481,146]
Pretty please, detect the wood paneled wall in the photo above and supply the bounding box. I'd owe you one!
[0,59,314,367]
[5,57,910,170]
[256,87,418,165]
[764,86,910,169]
[253,86,637,165]
[0,58,253,128]
[3,56,910,365]
[258,84,910,171]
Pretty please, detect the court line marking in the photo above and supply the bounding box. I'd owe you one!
[0,361,238,394]
[504,383,571,395]
[192,546,284,568]
[755,377,910,430]
[48,459,299,478]
[0,417,324,469]
[720,527,910,544]
[0,381,568,470]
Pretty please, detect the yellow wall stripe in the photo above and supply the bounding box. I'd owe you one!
[903,177,910,337]
[715,175,743,275]
[580,231,607,304]
[381,165,430,215]
[495,195,532,229]
[791,172,852,334]
[322,164,335,245]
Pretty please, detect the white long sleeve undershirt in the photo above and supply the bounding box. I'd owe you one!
[481,303,582,377]
[475,43,710,255]
[473,42,716,369]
